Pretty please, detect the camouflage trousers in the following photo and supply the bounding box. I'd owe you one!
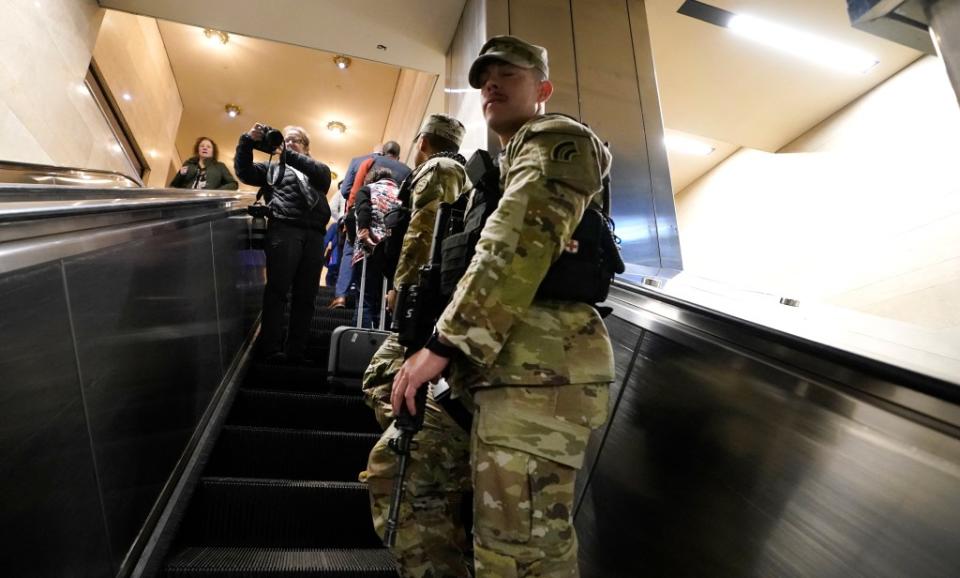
[361,356,609,578]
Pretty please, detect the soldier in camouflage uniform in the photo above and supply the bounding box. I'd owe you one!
[359,114,474,577]
[391,37,615,577]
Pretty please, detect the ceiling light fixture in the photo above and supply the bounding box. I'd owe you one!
[327,121,347,136]
[676,0,879,75]
[665,134,715,156]
[224,103,241,118]
[333,55,352,70]
[203,28,230,45]
[376,44,387,51]
[121,92,132,101]
[330,171,339,181]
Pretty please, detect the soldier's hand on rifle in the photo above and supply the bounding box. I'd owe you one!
[392,348,449,416]
[385,289,397,312]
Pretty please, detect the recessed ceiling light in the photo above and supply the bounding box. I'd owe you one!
[224,103,241,118]
[121,92,132,101]
[149,150,159,159]
[376,44,387,51]
[327,121,347,136]
[330,171,339,181]
[333,55,352,70]
[665,134,715,156]
[203,28,230,45]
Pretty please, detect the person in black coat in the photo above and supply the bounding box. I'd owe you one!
[235,124,332,362]
[169,136,238,190]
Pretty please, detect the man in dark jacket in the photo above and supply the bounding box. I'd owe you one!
[236,124,332,362]
[331,141,412,308]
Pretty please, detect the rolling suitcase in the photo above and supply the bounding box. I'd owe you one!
[327,251,390,388]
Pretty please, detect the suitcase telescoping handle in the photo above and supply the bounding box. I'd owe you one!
[356,247,366,329]
[355,242,390,331]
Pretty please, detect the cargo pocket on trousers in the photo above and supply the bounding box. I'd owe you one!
[473,437,533,544]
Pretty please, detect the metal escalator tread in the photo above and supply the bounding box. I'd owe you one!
[183,477,381,548]
[228,389,381,432]
[206,426,380,480]
[165,546,398,576]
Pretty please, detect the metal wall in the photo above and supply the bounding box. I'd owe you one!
[574,286,960,577]
[0,201,264,575]
[445,0,681,270]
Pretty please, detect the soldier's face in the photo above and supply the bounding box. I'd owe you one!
[478,62,552,137]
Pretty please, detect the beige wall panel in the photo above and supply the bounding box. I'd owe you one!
[676,56,960,332]
[94,11,183,187]
[381,69,439,166]
[508,0,579,118]
[0,0,136,174]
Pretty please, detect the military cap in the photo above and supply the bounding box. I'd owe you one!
[415,113,466,147]
[468,35,549,88]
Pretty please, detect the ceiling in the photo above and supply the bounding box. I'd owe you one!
[648,0,922,192]
[100,0,467,74]
[106,0,925,196]
[158,20,404,190]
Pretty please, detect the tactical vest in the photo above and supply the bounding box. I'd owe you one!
[439,146,625,304]
[382,152,466,280]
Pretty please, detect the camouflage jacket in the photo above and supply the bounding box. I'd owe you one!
[393,156,466,287]
[436,114,616,388]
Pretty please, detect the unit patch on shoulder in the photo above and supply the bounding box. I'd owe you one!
[550,140,580,163]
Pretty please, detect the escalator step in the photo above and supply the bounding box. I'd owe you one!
[311,307,358,330]
[207,427,379,481]
[180,478,381,548]
[165,546,398,577]
[247,361,330,391]
[228,390,381,433]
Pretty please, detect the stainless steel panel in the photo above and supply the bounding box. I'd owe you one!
[628,0,682,270]
[64,222,223,568]
[446,0,496,158]
[0,208,235,275]
[508,0,581,118]
[0,161,141,188]
[576,294,960,578]
[212,217,266,371]
[928,0,960,107]
[0,262,113,576]
[570,0,667,268]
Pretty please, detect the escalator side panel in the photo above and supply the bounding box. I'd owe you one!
[576,310,960,577]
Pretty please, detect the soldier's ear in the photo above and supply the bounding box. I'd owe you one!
[537,78,554,106]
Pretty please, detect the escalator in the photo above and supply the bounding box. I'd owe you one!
[163,287,399,577]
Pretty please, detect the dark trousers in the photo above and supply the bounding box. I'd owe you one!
[359,248,389,329]
[260,220,325,357]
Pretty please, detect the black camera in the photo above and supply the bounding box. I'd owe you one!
[247,203,270,219]
[252,124,284,154]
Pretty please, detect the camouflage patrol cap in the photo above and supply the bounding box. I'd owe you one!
[415,113,466,147]
[468,35,549,88]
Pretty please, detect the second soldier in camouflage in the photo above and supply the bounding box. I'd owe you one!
[359,113,474,577]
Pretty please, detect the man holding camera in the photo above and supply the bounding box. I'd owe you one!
[388,36,615,577]
[236,124,332,362]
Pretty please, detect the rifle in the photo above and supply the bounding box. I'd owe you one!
[382,203,454,548]
[382,150,500,547]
